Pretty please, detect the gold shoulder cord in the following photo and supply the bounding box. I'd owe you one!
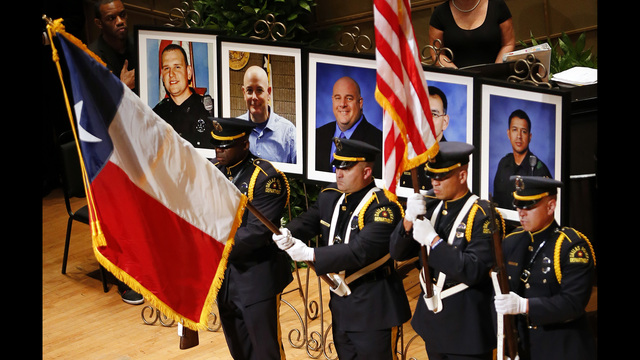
[553,228,597,284]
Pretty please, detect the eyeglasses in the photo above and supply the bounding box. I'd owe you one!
[431,112,447,118]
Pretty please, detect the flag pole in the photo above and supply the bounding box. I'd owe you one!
[410,168,434,298]
[245,202,339,289]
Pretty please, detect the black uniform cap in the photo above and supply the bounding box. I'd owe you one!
[510,175,563,209]
[331,137,380,169]
[425,141,474,179]
[210,118,256,148]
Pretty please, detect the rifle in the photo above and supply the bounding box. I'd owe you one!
[488,194,518,360]
[411,168,434,298]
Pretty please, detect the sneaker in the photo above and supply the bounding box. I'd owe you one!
[120,289,144,305]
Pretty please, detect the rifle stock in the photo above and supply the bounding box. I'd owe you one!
[411,168,434,298]
[179,325,199,349]
[488,195,518,360]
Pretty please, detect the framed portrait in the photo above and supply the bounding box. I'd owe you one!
[219,38,304,176]
[395,67,476,199]
[136,26,219,159]
[306,51,384,188]
[478,79,570,223]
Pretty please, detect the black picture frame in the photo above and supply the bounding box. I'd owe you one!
[218,37,304,176]
[478,79,571,223]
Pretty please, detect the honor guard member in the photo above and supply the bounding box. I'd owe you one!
[272,138,411,360]
[211,118,293,359]
[494,176,596,360]
[153,44,215,153]
[390,142,497,360]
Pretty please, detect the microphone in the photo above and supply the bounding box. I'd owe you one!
[529,155,537,175]
[203,95,214,116]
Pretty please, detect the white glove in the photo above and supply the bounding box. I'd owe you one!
[495,291,528,315]
[413,218,439,247]
[272,227,295,250]
[405,193,426,222]
[328,274,351,297]
[284,238,315,262]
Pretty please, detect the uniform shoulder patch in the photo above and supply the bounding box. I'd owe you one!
[373,206,395,224]
[265,177,283,195]
[568,245,591,264]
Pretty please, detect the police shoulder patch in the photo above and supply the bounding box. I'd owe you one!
[568,245,590,265]
[265,177,282,195]
[373,206,395,224]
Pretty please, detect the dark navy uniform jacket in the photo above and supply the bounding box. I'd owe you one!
[286,181,411,332]
[503,222,596,360]
[390,190,497,355]
[216,154,293,306]
[153,91,215,150]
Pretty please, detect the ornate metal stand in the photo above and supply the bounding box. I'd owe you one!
[507,53,552,88]
[338,26,372,53]
[421,39,454,67]
[141,304,222,332]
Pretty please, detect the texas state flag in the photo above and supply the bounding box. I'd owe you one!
[56,30,247,330]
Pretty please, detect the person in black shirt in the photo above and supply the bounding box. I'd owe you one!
[88,0,136,92]
[428,0,515,68]
[89,0,142,305]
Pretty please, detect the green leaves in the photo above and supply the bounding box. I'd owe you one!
[522,31,597,75]
[193,0,316,41]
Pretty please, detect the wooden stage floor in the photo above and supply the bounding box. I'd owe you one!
[43,187,596,359]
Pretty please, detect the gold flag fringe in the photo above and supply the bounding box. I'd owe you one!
[44,16,248,331]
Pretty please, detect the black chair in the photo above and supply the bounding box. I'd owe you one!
[58,131,109,292]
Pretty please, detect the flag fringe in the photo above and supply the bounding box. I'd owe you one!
[90,195,248,331]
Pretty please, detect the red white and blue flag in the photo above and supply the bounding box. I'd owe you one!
[374,0,439,193]
[53,26,246,331]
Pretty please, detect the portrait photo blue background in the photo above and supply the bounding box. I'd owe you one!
[314,63,383,130]
[425,79,468,143]
[144,40,212,108]
[487,94,557,192]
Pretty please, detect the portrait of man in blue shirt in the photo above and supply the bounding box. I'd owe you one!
[237,65,297,164]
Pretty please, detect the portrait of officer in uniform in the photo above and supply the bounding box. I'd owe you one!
[210,118,293,359]
[495,176,596,360]
[272,138,411,359]
[153,43,215,154]
[390,142,497,360]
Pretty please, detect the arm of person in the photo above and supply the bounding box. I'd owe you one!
[428,26,457,69]
[495,18,515,63]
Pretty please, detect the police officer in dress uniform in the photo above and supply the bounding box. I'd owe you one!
[272,138,411,360]
[390,142,497,360]
[211,118,293,359]
[495,176,596,360]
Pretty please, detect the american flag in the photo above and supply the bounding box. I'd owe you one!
[374,0,439,193]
